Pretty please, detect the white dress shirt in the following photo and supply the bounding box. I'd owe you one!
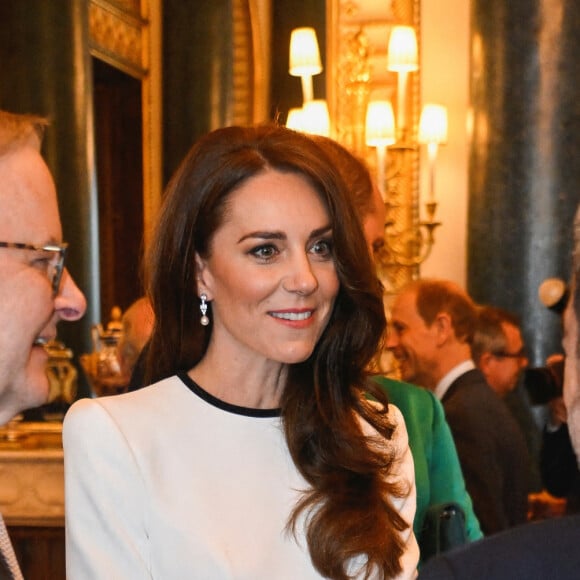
[434,360,476,400]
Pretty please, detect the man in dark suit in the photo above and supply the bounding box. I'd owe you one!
[472,305,544,493]
[387,278,531,535]
[418,513,580,579]
[420,211,580,578]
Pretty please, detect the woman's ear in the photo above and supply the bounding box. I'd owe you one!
[195,252,213,299]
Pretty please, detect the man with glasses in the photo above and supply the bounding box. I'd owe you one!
[0,109,86,578]
[472,305,543,495]
[387,279,531,535]
[472,306,529,397]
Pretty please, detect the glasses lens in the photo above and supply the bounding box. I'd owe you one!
[48,246,67,296]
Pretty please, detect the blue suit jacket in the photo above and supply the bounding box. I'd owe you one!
[419,514,580,579]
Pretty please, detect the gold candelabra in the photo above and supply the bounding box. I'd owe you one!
[289,2,448,294]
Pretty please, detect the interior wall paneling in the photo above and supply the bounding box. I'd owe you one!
[162,0,234,183]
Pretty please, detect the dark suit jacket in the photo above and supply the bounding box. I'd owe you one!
[418,514,580,579]
[541,423,580,512]
[442,369,530,535]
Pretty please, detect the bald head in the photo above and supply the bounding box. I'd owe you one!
[117,298,154,380]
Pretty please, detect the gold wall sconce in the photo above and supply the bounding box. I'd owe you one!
[288,1,448,295]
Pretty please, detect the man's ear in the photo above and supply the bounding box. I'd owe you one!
[433,312,453,346]
[195,252,213,299]
[478,352,493,373]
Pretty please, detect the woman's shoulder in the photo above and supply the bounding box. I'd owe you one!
[65,375,185,423]
[63,375,191,454]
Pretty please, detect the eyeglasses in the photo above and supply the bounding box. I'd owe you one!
[491,347,527,360]
[0,241,68,296]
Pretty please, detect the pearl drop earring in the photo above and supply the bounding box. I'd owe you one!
[200,293,210,326]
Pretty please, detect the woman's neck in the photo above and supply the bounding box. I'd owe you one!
[188,344,288,409]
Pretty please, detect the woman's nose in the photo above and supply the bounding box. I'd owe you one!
[282,253,318,295]
[54,268,87,321]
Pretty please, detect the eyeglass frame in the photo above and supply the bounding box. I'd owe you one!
[491,347,527,360]
[0,241,68,296]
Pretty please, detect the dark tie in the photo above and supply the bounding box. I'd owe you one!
[0,514,23,580]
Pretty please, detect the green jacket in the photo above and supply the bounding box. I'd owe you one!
[373,376,483,558]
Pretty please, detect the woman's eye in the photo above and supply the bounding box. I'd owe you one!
[311,239,333,258]
[250,244,279,260]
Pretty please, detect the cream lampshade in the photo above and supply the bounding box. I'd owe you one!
[289,27,323,103]
[301,100,330,136]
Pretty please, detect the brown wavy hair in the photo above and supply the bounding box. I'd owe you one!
[144,124,409,578]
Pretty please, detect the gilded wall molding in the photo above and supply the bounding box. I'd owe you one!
[232,0,255,125]
[327,0,421,295]
[89,0,162,248]
[232,0,270,125]
[89,0,147,79]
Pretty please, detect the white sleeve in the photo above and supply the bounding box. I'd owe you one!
[354,403,419,579]
[63,398,151,579]
[388,404,419,579]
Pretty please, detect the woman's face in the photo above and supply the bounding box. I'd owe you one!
[196,169,340,366]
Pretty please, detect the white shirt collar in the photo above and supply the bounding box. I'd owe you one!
[434,359,476,400]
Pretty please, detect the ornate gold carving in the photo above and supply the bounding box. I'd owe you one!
[89,0,146,79]
[327,0,422,295]
[232,0,255,125]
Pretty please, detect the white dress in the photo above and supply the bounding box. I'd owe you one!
[63,373,419,579]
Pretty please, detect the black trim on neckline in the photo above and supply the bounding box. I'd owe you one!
[177,371,282,418]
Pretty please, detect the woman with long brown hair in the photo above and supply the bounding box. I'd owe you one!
[63,124,418,579]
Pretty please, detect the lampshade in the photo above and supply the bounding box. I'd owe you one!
[286,107,306,132]
[289,27,323,77]
[365,100,396,147]
[301,100,330,136]
[387,25,419,72]
[418,104,448,144]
